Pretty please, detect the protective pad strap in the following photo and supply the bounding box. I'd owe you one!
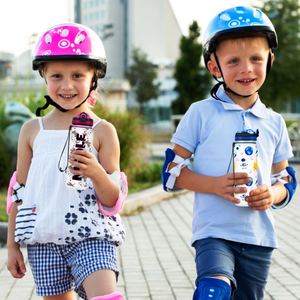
[272,166,297,209]
[90,292,123,299]
[7,171,25,215]
[193,277,231,300]
[162,148,191,192]
[98,171,128,216]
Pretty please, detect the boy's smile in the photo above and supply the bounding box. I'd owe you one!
[209,37,273,109]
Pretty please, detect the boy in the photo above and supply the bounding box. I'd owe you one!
[162,6,297,300]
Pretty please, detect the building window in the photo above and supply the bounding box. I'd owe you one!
[90,0,94,8]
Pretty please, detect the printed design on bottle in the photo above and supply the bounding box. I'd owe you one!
[66,127,93,189]
[234,143,258,202]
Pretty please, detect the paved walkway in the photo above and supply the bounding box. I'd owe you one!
[1,165,300,299]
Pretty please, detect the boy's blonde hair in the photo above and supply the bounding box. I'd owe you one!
[216,35,270,54]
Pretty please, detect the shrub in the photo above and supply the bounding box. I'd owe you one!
[93,104,149,181]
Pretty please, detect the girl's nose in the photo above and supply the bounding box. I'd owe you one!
[62,78,74,89]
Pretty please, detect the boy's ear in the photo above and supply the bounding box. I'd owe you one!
[207,60,222,79]
[270,52,274,66]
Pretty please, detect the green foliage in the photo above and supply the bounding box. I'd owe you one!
[92,104,149,178]
[132,162,163,183]
[125,47,160,113]
[172,21,212,114]
[256,0,300,110]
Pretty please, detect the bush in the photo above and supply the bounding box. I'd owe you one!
[93,104,149,181]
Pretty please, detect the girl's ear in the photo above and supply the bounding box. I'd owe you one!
[207,59,222,79]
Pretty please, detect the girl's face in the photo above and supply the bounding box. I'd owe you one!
[43,61,94,111]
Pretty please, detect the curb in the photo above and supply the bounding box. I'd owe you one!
[0,184,181,243]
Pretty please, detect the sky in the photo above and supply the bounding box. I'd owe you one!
[0,0,260,58]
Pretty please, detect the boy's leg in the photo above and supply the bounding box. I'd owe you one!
[232,244,273,300]
[193,238,236,299]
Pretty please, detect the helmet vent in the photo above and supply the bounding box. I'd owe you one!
[61,29,69,37]
[45,34,52,44]
[220,13,231,21]
[254,9,262,19]
[75,33,86,44]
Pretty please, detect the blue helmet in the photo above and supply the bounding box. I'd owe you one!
[203,6,278,68]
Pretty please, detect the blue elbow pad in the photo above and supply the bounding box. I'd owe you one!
[271,166,297,209]
[161,148,191,192]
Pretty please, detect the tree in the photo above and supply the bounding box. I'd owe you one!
[172,21,211,115]
[257,0,300,111]
[125,47,160,114]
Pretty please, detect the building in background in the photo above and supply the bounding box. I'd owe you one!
[0,52,14,80]
[74,0,182,119]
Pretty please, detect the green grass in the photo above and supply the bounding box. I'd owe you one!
[0,189,8,222]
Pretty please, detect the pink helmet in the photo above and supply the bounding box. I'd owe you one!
[32,23,106,78]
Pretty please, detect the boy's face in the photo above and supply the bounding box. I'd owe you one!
[208,37,273,108]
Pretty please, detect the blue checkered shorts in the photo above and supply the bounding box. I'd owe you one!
[27,238,119,300]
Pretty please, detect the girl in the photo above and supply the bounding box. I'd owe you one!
[7,23,126,300]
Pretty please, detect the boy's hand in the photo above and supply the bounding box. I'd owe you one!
[7,248,26,278]
[215,172,251,204]
[245,184,275,210]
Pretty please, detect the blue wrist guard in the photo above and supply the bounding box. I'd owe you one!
[271,166,297,209]
[161,148,191,192]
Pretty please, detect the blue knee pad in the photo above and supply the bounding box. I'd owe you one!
[193,278,231,300]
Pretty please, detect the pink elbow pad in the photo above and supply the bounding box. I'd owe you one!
[7,171,17,215]
[98,172,128,216]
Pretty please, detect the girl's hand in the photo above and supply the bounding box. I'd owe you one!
[214,172,251,204]
[69,149,102,180]
[7,248,26,278]
[245,185,275,211]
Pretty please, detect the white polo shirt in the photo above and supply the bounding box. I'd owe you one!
[171,87,293,248]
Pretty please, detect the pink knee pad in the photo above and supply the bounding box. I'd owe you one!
[90,292,124,300]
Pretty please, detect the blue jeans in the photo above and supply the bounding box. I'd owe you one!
[193,238,273,300]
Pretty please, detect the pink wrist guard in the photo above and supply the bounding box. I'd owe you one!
[98,172,128,216]
[7,171,17,215]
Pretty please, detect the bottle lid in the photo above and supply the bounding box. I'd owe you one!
[235,129,259,141]
[72,112,93,127]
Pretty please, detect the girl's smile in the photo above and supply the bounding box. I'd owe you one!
[43,61,94,110]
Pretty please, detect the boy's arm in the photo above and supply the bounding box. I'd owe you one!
[169,144,251,204]
[246,160,289,210]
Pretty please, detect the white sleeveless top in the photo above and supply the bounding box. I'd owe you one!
[15,118,125,247]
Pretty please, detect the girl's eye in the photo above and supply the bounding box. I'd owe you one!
[52,74,61,78]
[73,74,82,79]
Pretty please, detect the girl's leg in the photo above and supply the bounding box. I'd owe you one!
[82,269,117,299]
[43,290,76,300]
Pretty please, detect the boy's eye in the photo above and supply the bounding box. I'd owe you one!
[229,59,239,64]
[73,74,82,79]
[52,74,61,78]
[251,57,261,62]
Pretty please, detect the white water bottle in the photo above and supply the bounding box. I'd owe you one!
[65,112,94,189]
[233,129,259,206]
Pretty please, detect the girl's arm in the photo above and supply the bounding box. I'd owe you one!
[70,120,120,207]
[169,144,251,204]
[7,120,37,278]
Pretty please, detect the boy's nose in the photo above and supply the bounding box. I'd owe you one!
[240,60,253,73]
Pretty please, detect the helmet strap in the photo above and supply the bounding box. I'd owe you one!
[35,80,98,117]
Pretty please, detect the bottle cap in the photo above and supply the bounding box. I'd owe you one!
[72,112,93,127]
[235,129,259,141]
